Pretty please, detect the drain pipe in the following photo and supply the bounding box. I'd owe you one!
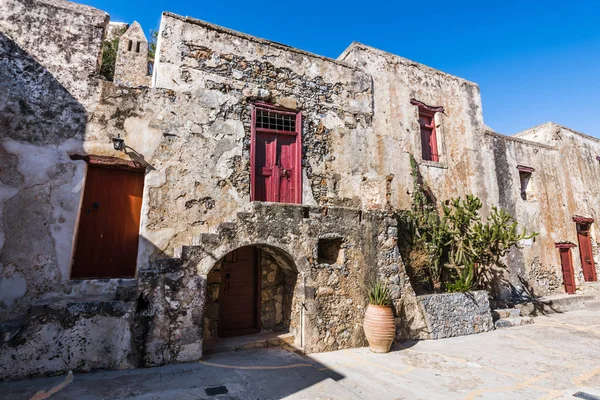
[300,273,305,348]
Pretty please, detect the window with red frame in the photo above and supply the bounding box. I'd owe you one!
[250,103,302,204]
[418,108,438,162]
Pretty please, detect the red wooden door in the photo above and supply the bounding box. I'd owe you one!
[559,248,576,294]
[71,166,144,278]
[218,246,261,337]
[255,133,277,202]
[577,230,597,282]
[251,105,301,204]
[277,135,298,203]
[254,132,300,203]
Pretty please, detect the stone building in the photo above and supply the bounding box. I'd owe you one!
[0,0,599,380]
[114,21,150,87]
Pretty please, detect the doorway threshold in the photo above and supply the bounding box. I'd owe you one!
[203,331,298,356]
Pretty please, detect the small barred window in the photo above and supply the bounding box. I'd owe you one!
[255,108,296,132]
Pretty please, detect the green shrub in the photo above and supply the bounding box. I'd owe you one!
[99,37,120,81]
[402,155,537,293]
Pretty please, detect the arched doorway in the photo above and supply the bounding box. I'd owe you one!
[204,245,299,340]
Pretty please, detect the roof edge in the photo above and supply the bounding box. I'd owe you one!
[339,41,480,88]
[483,130,556,150]
[514,121,600,145]
[161,12,357,70]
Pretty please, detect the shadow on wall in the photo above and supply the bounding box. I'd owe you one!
[0,33,88,145]
[0,33,89,318]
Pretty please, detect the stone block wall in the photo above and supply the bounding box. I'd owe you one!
[260,250,298,332]
[139,203,408,357]
[0,297,137,380]
[417,290,494,340]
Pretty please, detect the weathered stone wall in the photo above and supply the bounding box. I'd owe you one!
[417,291,494,339]
[339,43,488,211]
[0,0,108,320]
[153,13,374,208]
[3,0,600,381]
[260,250,297,332]
[341,43,600,300]
[511,123,600,294]
[77,13,377,277]
[0,289,138,380]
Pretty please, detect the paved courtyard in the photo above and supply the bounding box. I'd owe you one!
[2,309,599,400]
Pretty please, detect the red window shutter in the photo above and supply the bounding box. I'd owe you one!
[418,111,438,162]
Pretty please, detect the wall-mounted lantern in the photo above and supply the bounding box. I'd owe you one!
[112,134,125,151]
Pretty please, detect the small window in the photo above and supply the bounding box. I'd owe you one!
[576,223,591,232]
[255,108,296,132]
[517,165,535,200]
[317,238,344,264]
[411,100,445,163]
[136,42,141,53]
[418,109,438,162]
[127,40,133,52]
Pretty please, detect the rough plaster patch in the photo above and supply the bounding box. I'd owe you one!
[3,139,72,186]
[0,263,27,308]
[123,117,163,159]
[0,182,19,251]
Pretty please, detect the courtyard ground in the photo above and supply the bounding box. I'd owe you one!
[1,309,599,400]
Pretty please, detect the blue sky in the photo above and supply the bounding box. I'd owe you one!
[83,0,600,137]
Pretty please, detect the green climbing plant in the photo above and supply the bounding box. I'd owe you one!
[399,155,447,291]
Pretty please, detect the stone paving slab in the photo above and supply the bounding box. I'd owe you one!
[1,309,600,399]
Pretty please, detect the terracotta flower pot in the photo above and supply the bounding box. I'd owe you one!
[363,304,396,353]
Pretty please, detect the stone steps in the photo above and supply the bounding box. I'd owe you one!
[585,282,600,293]
[492,308,521,320]
[585,300,600,310]
[516,294,597,316]
[495,316,535,328]
[492,307,536,329]
[203,332,297,355]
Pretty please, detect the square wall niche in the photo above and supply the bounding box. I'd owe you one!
[317,237,344,265]
[517,165,535,201]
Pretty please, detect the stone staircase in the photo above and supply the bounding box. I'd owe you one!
[160,209,255,271]
[203,332,298,355]
[492,282,600,329]
[492,308,535,329]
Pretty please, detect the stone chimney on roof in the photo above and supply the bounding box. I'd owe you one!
[114,21,150,87]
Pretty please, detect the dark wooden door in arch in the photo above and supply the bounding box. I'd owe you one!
[218,246,261,337]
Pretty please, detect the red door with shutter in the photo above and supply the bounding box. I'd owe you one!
[577,227,597,282]
[558,247,576,294]
[251,104,301,204]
